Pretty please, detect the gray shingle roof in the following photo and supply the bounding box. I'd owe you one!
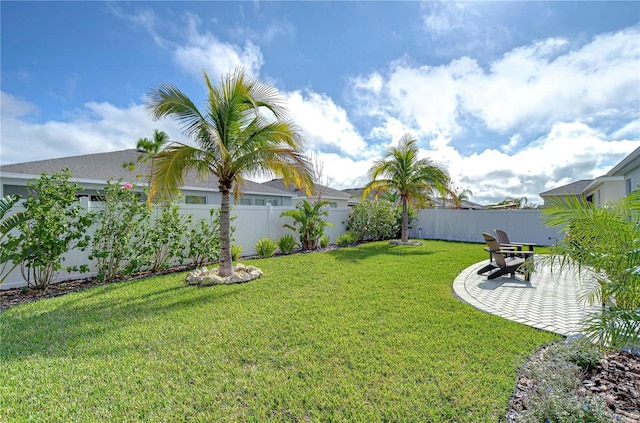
[0,149,293,196]
[539,179,593,197]
[261,178,351,200]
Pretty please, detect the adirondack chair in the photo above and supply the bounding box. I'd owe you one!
[494,229,536,258]
[477,233,533,281]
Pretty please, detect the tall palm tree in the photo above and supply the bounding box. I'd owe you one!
[145,67,313,277]
[363,134,450,243]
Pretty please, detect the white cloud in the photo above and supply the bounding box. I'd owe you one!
[284,90,370,158]
[0,93,183,165]
[173,14,264,79]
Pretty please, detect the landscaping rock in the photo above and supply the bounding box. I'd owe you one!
[185,263,263,286]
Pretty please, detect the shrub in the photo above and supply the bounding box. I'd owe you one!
[345,200,399,242]
[231,244,242,261]
[90,180,150,282]
[336,231,359,247]
[319,234,330,249]
[17,170,93,289]
[277,234,298,255]
[133,202,190,272]
[518,342,610,423]
[187,209,221,268]
[255,238,277,258]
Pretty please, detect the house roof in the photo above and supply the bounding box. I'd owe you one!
[607,146,640,177]
[0,149,294,197]
[539,179,593,197]
[261,178,351,200]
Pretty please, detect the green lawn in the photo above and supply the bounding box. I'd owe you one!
[0,240,559,422]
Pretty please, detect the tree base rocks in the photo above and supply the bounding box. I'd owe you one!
[185,263,263,286]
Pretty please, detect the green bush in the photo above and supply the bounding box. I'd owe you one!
[90,180,150,282]
[255,238,277,258]
[280,200,334,250]
[18,170,93,288]
[345,200,399,242]
[231,244,242,261]
[336,231,359,247]
[319,234,330,249]
[277,234,298,255]
[187,209,221,268]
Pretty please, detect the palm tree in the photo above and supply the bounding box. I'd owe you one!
[543,190,640,349]
[122,129,170,193]
[363,134,450,243]
[145,67,313,277]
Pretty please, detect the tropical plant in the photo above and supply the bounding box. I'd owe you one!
[231,244,242,261]
[144,67,313,277]
[363,134,449,243]
[280,199,334,250]
[89,180,150,282]
[277,234,298,255]
[319,234,330,249]
[17,170,93,289]
[0,195,29,285]
[187,208,221,268]
[255,237,277,258]
[123,129,171,193]
[543,189,640,350]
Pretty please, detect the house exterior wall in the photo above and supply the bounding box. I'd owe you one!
[584,179,626,207]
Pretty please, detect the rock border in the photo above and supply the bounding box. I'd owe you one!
[185,263,263,286]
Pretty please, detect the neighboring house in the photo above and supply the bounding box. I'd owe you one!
[540,146,640,207]
[0,149,296,206]
[261,178,351,208]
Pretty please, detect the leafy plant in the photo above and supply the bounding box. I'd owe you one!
[231,244,242,261]
[319,234,330,249]
[336,231,359,247]
[543,190,640,349]
[187,208,221,268]
[255,237,277,258]
[17,170,93,289]
[0,195,29,285]
[280,199,334,250]
[134,202,190,272]
[345,199,399,241]
[277,233,298,255]
[89,180,150,282]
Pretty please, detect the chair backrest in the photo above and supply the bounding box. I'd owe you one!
[494,229,510,245]
[483,232,507,267]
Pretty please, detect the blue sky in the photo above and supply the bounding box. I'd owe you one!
[1,1,639,205]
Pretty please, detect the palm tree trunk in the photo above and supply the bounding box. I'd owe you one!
[218,189,233,277]
[401,197,409,243]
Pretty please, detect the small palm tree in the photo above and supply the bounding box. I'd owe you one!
[280,200,334,250]
[543,189,640,349]
[123,129,170,193]
[363,134,450,243]
[145,67,313,277]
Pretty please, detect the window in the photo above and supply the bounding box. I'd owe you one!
[626,179,632,195]
[266,199,279,206]
[240,199,252,206]
[328,202,337,208]
[254,198,266,206]
[185,195,207,205]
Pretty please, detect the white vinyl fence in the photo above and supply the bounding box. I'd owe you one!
[0,202,562,290]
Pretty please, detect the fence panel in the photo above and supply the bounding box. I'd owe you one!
[2,202,562,290]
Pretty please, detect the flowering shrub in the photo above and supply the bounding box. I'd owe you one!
[89,180,149,281]
[17,170,93,289]
[345,200,399,242]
